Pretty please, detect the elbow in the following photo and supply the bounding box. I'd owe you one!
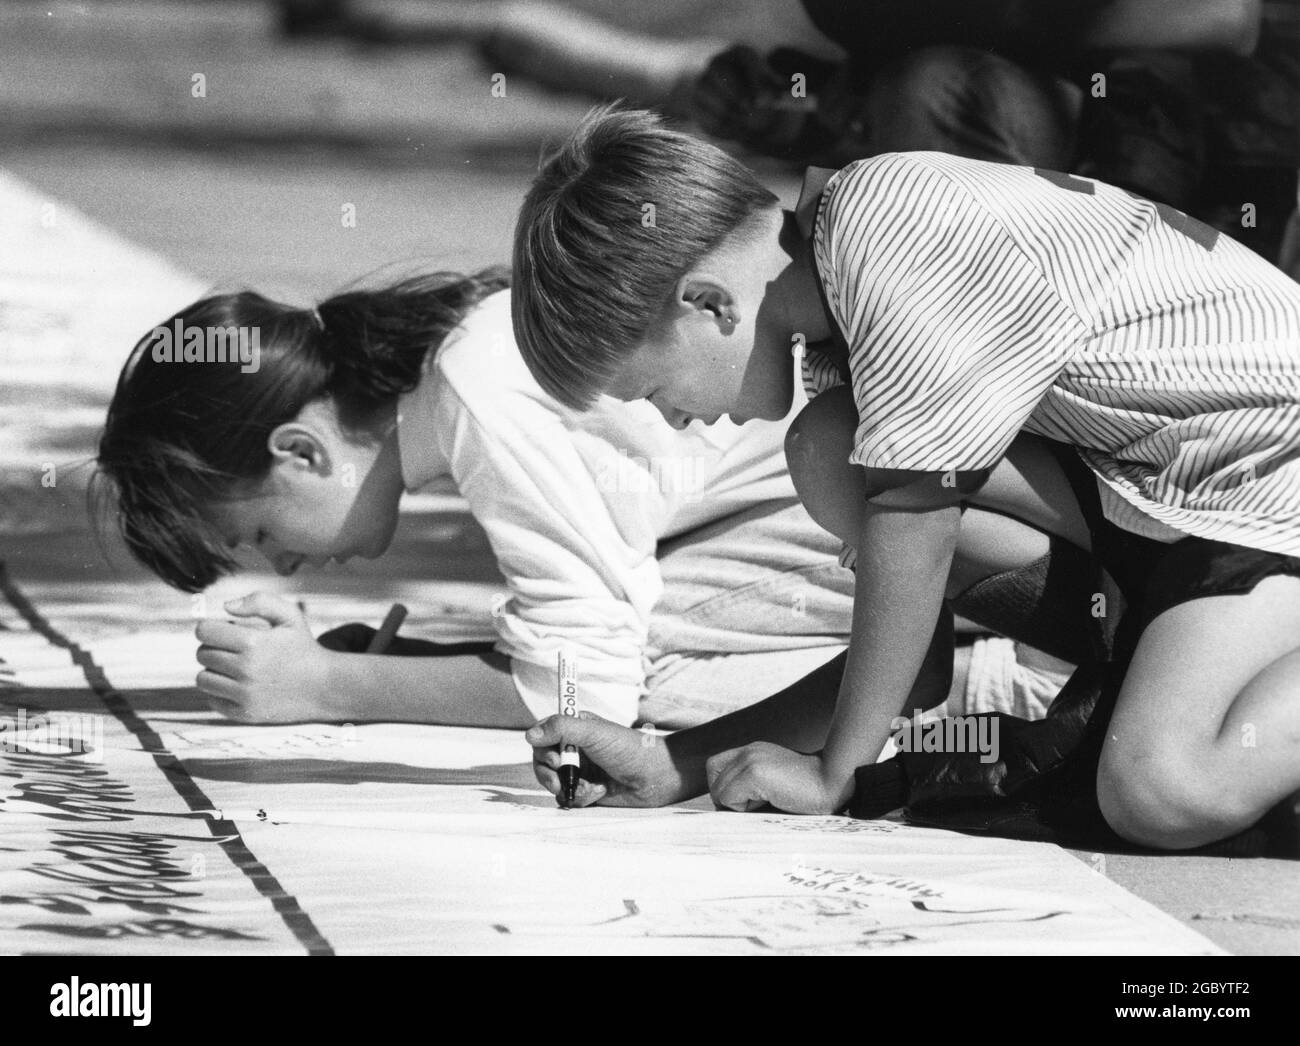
[784,388,866,545]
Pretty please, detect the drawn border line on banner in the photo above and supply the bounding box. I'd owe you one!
[0,561,335,956]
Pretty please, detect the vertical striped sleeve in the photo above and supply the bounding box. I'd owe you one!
[815,155,1091,473]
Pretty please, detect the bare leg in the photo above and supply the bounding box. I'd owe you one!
[1098,578,1300,849]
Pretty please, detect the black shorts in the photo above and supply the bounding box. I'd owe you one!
[1045,441,1300,665]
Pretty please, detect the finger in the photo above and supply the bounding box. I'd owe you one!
[534,762,560,795]
[195,618,258,651]
[572,779,607,807]
[708,752,766,812]
[195,645,245,680]
[523,712,616,756]
[534,747,561,772]
[704,746,745,792]
[534,762,607,807]
[195,669,243,703]
[712,771,767,813]
[598,786,660,808]
[708,757,745,809]
[227,615,272,628]
[223,591,304,628]
[209,700,252,724]
[200,694,245,720]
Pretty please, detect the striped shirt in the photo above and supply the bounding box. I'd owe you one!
[804,152,1300,557]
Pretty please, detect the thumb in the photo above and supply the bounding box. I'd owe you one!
[224,591,303,628]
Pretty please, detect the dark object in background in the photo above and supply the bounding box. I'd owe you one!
[1077,4,1300,261]
[695,0,1300,266]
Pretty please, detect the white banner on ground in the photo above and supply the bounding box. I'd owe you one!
[1,613,1223,956]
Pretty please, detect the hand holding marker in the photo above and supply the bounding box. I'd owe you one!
[557,648,580,808]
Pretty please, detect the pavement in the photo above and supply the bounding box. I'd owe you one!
[0,0,588,159]
[0,0,834,158]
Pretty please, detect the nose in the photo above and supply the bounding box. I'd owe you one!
[653,400,691,430]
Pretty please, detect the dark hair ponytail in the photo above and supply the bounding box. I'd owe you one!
[316,268,509,427]
[94,267,509,591]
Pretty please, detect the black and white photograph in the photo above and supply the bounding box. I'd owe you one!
[1,0,1297,996]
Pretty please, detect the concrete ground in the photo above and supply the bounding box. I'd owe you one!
[2,0,1296,955]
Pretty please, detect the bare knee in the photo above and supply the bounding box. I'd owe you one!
[785,387,865,544]
[1097,744,1259,850]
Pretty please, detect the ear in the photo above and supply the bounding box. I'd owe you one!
[267,422,331,474]
[674,273,738,329]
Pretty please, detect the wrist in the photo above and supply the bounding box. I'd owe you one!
[816,754,857,811]
[662,732,709,802]
[314,648,351,718]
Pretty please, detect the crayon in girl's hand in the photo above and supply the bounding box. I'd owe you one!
[365,603,408,654]
[557,648,580,809]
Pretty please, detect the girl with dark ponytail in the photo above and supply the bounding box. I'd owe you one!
[94,268,542,724]
[97,268,508,592]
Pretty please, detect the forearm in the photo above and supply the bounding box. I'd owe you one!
[822,506,960,791]
[663,651,846,800]
[1084,0,1261,54]
[322,649,532,727]
[659,607,955,802]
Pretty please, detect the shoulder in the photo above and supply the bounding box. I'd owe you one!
[428,289,556,409]
[430,288,517,376]
[822,153,953,209]
[819,152,1018,229]
[815,153,1004,266]
[397,288,573,464]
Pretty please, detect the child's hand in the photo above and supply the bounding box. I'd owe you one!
[526,712,684,808]
[706,743,848,815]
[194,592,339,723]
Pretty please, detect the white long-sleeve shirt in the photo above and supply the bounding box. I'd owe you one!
[395,290,809,724]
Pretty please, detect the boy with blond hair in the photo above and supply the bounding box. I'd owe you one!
[513,107,1300,852]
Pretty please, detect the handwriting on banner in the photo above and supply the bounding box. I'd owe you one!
[0,731,267,945]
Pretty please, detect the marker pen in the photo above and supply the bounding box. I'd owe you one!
[365,603,408,654]
[557,648,580,808]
